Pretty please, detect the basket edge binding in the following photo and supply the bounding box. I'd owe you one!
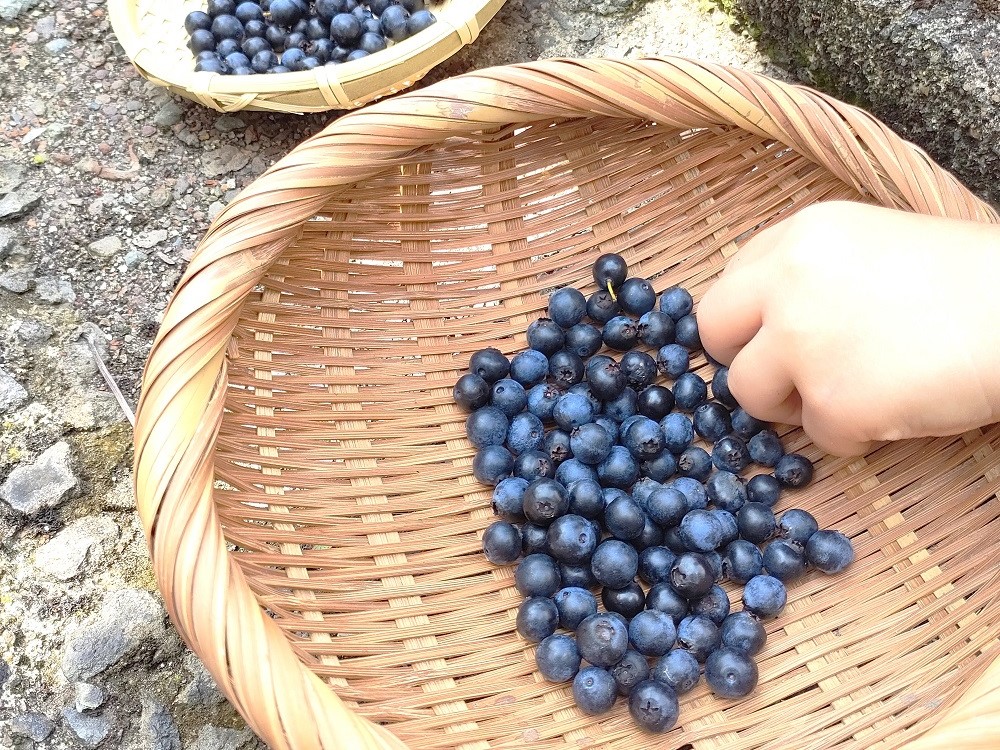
[132,57,1000,750]
[106,0,507,113]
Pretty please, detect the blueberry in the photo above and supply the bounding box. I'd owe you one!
[526,384,563,422]
[586,289,620,324]
[189,28,218,53]
[763,539,807,582]
[185,11,213,34]
[357,30,386,52]
[509,349,548,387]
[597,445,640,489]
[453,373,490,411]
[541,429,572,464]
[482,521,521,564]
[660,413,694,454]
[577,612,630,668]
[603,387,638,423]
[513,450,555,482]
[637,385,674,421]
[380,3,410,40]
[645,584,688,624]
[566,478,603,519]
[553,393,595,431]
[618,414,646,442]
[644,487,686,528]
[620,351,657,390]
[713,509,739,547]
[656,343,689,380]
[746,473,781,506]
[547,287,587,328]
[521,523,549,556]
[706,471,747,513]
[327,44,350,61]
[602,487,631,510]
[618,278,656,316]
[536,634,581,682]
[638,546,676,585]
[672,372,708,411]
[748,429,784,467]
[344,49,369,62]
[547,514,599,564]
[678,446,712,481]
[635,516,665,551]
[207,0,237,15]
[368,0,397,13]
[602,582,646,619]
[564,323,603,358]
[469,347,510,383]
[278,45,303,67]
[506,413,544,456]
[602,315,638,351]
[593,252,628,291]
[211,13,244,41]
[491,477,528,521]
[516,595,559,642]
[231,64,255,75]
[526,317,564,355]
[195,57,228,72]
[805,530,855,573]
[559,563,597,590]
[572,666,618,715]
[674,314,700,349]
[602,496,644,541]
[703,550,724,582]
[566,423,611,466]
[679,509,724,551]
[553,586,598,630]
[705,646,758,698]
[651,649,700,694]
[243,36,272,59]
[676,614,720,662]
[608,649,650,696]
[711,366,739,409]
[737,502,777,544]
[568,382,603,413]
[269,65,290,73]
[628,679,680,733]
[628,610,676,657]
[728,410,764,445]
[671,476,709,510]
[267,0,301,25]
[555,458,597,487]
[775,453,815,488]
[515,553,562,597]
[722,540,764,583]
[693,402,732,442]
[490,378,527,417]
[623,417,665,460]
[590,539,639,589]
[640,452,677,482]
[691,584,731,625]
[522,478,569,525]
[720,611,766,655]
[659,286,693,321]
[405,7,436,34]
[284,31,308,51]
[712,435,751,474]
[778,508,819,545]
[264,24,287,48]
[636,310,675,348]
[631,476,662,507]
[548,350,585,388]
[472,445,513,485]
[585,359,626,401]
[742,574,787,618]
[315,0,344,20]
[223,48,249,65]
[669,552,714,599]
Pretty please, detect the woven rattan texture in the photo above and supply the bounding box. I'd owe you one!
[134,58,1000,750]
[108,0,503,112]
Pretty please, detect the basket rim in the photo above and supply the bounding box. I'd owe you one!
[107,0,507,111]
[133,56,1000,750]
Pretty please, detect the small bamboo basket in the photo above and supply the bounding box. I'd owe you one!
[107,0,505,112]
[134,58,1000,750]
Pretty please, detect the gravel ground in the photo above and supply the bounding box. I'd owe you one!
[0,1,769,747]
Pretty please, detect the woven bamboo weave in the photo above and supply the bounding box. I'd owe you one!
[133,57,1000,750]
[107,0,505,113]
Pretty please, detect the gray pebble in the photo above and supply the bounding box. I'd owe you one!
[43,37,70,55]
[88,235,123,258]
[124,249,147,269]
[0,226,16,258]
[0,161,26,195]
[153,100,185,128]
[0,440,78,515]
[202,144,250,178]
[133,229,168,249]
[0,266,34,293]
[34,515,119,580]
[190,725,256,750]
[177,652,224,707]
[139,698,181,750]
[214,115,246,132]
[35,275,76,304]
[0,365,28,413]
[10,711,55,741]
[0,190,42,221]
[15,318,54,344]
[62,706,113,747]
[75,682,107,712]
[0,0,41,21]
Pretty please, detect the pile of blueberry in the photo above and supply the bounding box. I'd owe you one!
[453,254,856,733]
[184,0,437,75]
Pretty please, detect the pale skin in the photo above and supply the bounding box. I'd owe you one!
[698,200,1000,458]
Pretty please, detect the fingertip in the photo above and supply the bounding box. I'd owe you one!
[800,409,873,458]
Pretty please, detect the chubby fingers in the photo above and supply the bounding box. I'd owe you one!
[726,329,802,426]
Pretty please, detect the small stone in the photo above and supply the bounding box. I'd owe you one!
[172,177,190,199]
[34,14,56,39]
[75,682,107,712]
[61,389,126,430]
[62,706,113,747]
[207,200,226,222]
[0,441,78,515]
[0,161,25,195]
[153,100,185,128]
[62,588,168,681]
[10,712,55,741]
[102,476,134,511]
[134,229,168,249]
[0,190,42,221]
[34,515,119,580]
[202,144,250,177]
[44,37,70,55]
[126,99,142,111]
[0,365,28,413]
[15,318,54,344]
[0,0,42,21]
[0,267,34,293]
[35,275,76,303]
[149,184,172,209]
[177,652,224,707]
[214,115,246,132]
[139,699,180,750]
[88,235,123,258]
[190,725,255,750]
[0,226,16,258]
[578,25,600,42]
[124,249,147,269]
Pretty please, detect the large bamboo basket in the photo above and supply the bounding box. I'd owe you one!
[107,0,505,112]
[134,57,1000,750]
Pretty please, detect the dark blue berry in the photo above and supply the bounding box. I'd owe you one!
[548,287,587,328]
[264,24,287,48]
[603,497,646,541]
[669,552,714,599]
[555,458,597,487]
[491,477,528,521]
[631,476,662,506]
[720,611,766,655]
[405,7,435,33]
[635,516,665,551]
[566,478,603,519]
[705,646,758,698]
[593,253,628,290]
[637,385,674,421]
[536,634,581,682]
[602,387,638,423]
[778,508,819,545]
[572,666,617,715]
[629,610,676,657]
[586,289,620,323]
[651,649,700,694]
[368,0,396,13]
[674,314,700,349]
[730,408,765,441]
[482,520,521,564]
[660,413,694,454]
[640,452,677,482]
[547,514,599,564]
[712,435,751,474]
[208,0,237,14]
[212,14,245,41]
[775,453,814,487]
[569,423,613,466]
[250,48,278,72]
[597,445,640,489]
[453,373,489,411]
[805,530,855,573]
[706,471,747,513]
[644,486,687,527]
[763,539,807,582]
[559,563,597,590]
[526,383,563,422]
[577,613,630,667]
[703,550,724,582]
[620,350,657,389]
[711,366,739,408]
[516,595,559,642]
[513,450,554,482]
[638,546,676,585]
[722,540,763,583]
[521,523,549,556]
[679,509,724,551]
[514,553,562,597]
[602,315,638,351]
[672,476,708,510]
[509,349,548,387]
[629,679,680,733]
[623,417,665,460]
[469,348,510,383]
[637,310,675,347]
[748,429,784,467]
[656,343,689,379]
[267,0,302,26]
[526,317,564,355]
[693,402,732,442]
[553,393,595,431]
[553,586,598,629]
[676,614,720,661]
[522,478,568,525]
[743,574,787,618]
[548,350,585,387]
[678,446,712,481]
[746,473,781,506]
[189,28,219,53]
[737,502,777,544]
[646,583,689,623]
[619,277,656,316]
[185,11,212,34]
[507,412,544,456]
[330,11,362,44]
[568,382,603,413]
[691,584,731,625]
[314,0,344,20]
[590,539,639,589]
[602,582,646,620]
[660,286,693,320]
[195,57,228,73]
[713,509,739,547]
[585,359,626,401]
[564,323,603,358]
[541,429,572,464]
[610,649,650,696]
[358,30,386,53]
[224,51,251,69]
[672,372,708,411]
[472,445,513,485]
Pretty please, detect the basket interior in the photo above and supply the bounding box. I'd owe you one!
[213,116,1000,749]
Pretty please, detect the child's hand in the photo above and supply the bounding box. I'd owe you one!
[698,201,1000,457]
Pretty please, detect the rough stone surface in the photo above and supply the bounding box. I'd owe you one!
[0,364,28,413]
[190,725,257,750]
[10,711,55,741]
[0,189,42,220]
[75,682,107,712]
[0,267,34,293]
[0,440,78,515]
[0,0,40,19]
[729,0,1000,204]
[62,706,114,746]
[139,698,181,750]
[88,235,123,258]
[34,515,119,580]
[35,275,76,303]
